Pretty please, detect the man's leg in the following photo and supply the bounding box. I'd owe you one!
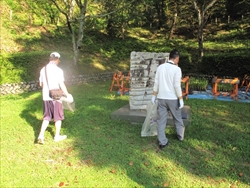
[157,99,169,145]
[37,120,49,144]
[167,99,185,141]
[53,101,66,142]
[54,120,67,141]
[54,120,62,138]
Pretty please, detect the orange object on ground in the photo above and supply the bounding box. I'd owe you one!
[212,76,240,100]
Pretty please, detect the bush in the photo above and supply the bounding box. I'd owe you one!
[199,52,250,78]
[178,52,195,75]
[0,51,50,84]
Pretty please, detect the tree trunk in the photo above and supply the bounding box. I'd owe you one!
[43,14,47,25]
[72,31,79,65]
[168,13,177,40]
[10,10,12,21]
[168,1,178,41]
[52,0,87,65]
[193,0,218,60]
[198,24,204,58]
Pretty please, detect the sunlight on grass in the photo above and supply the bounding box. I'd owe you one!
[92,61,106,70]
[1,82,250,187]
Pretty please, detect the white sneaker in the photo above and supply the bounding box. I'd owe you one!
[54,135,67,142]
[37,137,44,144]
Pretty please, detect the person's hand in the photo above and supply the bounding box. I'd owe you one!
[67,94,74,103]
[151,95,156,104]
[179,99,184,109]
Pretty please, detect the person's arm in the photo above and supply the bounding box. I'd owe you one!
[58,69,69,96]
[152,68,159,96]
[59,81,69,97]
[174,68,182,99]
[174,68,184,108]
[39,68,44,88]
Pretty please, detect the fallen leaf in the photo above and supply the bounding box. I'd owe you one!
[67,147,73,153]
[239,172,243,177]
[67,162,72,166]
[163,182,169,187]
[230,184,236,188]
[59,182,64,187]
[129,161,133,166]
[110,169,116,174]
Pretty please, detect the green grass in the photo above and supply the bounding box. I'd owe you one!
[1,81,250,187]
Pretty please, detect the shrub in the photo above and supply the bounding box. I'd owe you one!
[188,77,209,91]
[199,52,250,78]
[178,52,195,75]
[0,51,50,84]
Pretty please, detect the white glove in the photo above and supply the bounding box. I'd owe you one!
[151,95,156,104]
[179,99,184,109]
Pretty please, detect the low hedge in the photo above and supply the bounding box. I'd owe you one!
[199,52,250,78]
[178,52,196,75]
[0,51,50,84]
[1,51,250,85]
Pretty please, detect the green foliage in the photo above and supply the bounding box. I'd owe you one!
[188,77,209,91]
[0,52,50,84]
[1,0,250,85]
[178,52,194,74]
[200,52,250,78]
[1,81,250,187]
[218,83,232,92]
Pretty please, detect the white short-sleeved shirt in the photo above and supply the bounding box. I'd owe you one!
[39,62,64,101]
[153,61,182,100]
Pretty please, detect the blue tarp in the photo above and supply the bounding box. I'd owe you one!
[117,87,250,103]
[188,89,250,103]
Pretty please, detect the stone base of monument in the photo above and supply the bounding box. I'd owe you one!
[110,104,190,126]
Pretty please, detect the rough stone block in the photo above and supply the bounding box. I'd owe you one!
[111,104,190,126]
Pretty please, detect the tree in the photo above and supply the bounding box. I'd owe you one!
[154,0,166,29]
[51,0,139,64]
[26,0,60,25]
[51,0,87,65]
[192,0,218,59]
[99,0,138,38]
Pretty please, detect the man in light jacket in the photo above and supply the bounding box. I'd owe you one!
[151,49,185,150]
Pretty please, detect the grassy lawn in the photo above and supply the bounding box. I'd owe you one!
[1,81,250,187]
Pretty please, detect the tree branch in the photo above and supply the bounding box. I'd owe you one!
[84,0,137,19]
[75,0,83,8]
[204,0,218,13]
[51,0,73,33]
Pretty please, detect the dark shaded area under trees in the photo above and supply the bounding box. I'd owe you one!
[1,0,250,84]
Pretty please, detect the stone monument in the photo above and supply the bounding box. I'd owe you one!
[111,51,190,126]
[129,51,168,109]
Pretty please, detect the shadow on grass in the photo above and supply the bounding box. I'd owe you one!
[19,91,55,143]
[18,81,250,186]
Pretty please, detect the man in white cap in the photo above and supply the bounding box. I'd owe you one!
[37,52,70,144]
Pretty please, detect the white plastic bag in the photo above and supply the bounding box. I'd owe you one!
[60,94,75,112]
[141,101,159,137]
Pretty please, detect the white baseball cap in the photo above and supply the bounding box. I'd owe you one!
[50,52,60,58]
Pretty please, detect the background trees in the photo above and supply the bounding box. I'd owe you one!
[2,0,250,65]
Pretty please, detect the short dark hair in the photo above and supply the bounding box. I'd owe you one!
[169,49,180,59]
